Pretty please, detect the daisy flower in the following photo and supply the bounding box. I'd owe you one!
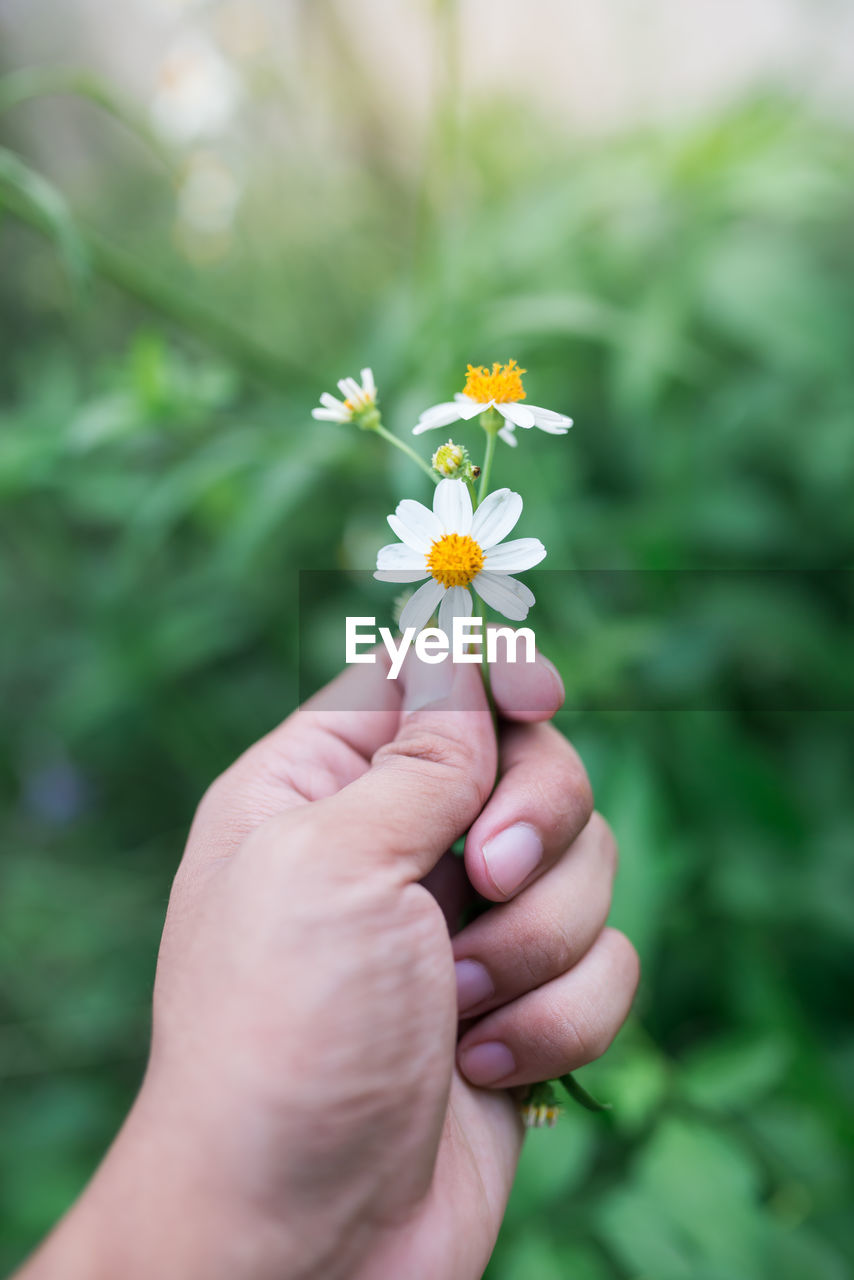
[413,360,573,447]
[374,478,546,633]
[312,368,378,425]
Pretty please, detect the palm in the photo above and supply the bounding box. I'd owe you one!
[216,706,523,1277]
[351,1072,521,1279]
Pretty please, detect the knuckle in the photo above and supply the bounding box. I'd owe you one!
[373,730,489,810]
[589,811,619,874]
[193,771,228,824]
[374,728,465,772]
[550,731,594,821]
[529,904,576,977]
[559,1002,613,1065]
[188,761,274,863]
[605,927,641,992]
[573,764,595,827]
[515,922,559,988]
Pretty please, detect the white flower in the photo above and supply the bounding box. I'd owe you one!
[151,34,240,145]
[312,368,377,424]
[374,478,546,633]
[413,360,573,447]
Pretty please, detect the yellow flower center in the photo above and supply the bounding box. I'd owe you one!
[344,392,373,412]
[426,533,484,589]
[463,359,526,404]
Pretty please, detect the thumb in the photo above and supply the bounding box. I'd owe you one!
[320,654,497,882]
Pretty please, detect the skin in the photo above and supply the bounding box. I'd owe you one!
[18,647,639,1280]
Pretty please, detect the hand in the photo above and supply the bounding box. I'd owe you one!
[21,650,638,1280]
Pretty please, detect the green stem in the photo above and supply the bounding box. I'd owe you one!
[1,181,312,390]
[478,411,500,504]
[374,422,437,482]
[474,408,502,751]
[559,1073,612,1113]
[0,67,176,174]
[0,77,315,391]
[477,603,499,735]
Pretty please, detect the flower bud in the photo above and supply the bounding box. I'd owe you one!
[432,439,472,479]
[518,1082,562,1128]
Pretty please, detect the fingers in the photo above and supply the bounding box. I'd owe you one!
[453,813,617,1017]
[489,638,565,722]
[456,927,640,1088]
[234,650,403,799]
[464,721,593,901]
[321,657,496,881]
[188,643,567,876]
[186,657,404,867]
[420,849,471,932]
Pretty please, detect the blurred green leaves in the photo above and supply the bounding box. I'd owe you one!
[0,146,89,297]
[2,27,854,1278]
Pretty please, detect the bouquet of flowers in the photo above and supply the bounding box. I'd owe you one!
[314,359,607,1126]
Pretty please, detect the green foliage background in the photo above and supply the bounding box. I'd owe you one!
[1,11,853,1276]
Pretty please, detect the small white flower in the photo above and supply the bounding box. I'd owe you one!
[312,368,377,424]
[413,360,573,446]
[151,34,240,145]
[374,478,546,633]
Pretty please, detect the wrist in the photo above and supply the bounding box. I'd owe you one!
[16,1083,332,1280]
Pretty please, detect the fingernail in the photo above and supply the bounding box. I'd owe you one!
[481,823,543,896]
[402,652,454,714]
[459,1041,516,1086]
[455,959,494,1014]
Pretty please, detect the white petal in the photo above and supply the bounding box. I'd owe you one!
[388,499,442,551]
[498,425,518,447]
[361,367,376,397]
[497,402,536,429]
[399,578,444,632]
[483,537,546,572]
[320,391,346,410]
[376,543,427,571]
[374,569,428,583]
[454,393,489,420]
[437,585,473,638]
[472,572,535,621]
[312,407,349,422]
[471,488,523,547]
[433,478,472,535]
[528,405,573,434]
[422,400,463,424]
[338,376,361,401]
[413,402,463,434]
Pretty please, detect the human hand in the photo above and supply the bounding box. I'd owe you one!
[21,650,638,1280]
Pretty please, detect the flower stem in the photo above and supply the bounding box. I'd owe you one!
[374,423,438,483]
[476,601,499,733]
[478,410,501,503]
[11,200,321,390]
[559,1073,611,1113]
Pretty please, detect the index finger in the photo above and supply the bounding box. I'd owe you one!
[488,629,565,722]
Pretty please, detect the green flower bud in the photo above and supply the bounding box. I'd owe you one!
[432,439,471,479]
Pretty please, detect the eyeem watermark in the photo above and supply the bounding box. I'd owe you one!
[346,616,536,679]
